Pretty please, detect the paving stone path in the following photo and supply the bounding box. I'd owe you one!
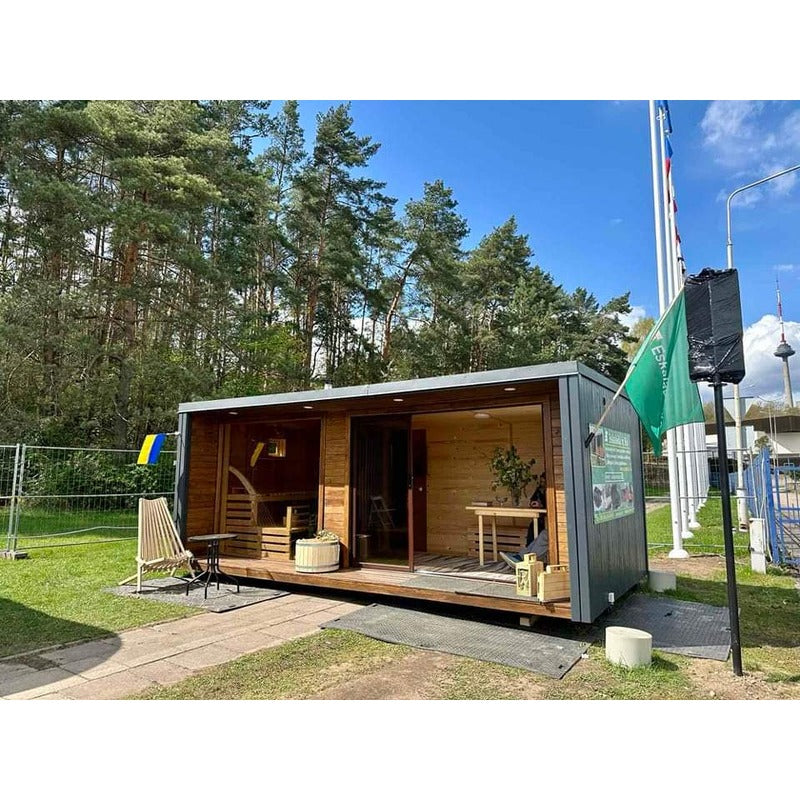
[0,593,365,700]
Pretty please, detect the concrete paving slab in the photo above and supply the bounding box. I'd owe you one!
[60,657,130,680]
[164,644,242,671]
[126,660,194,687]
[62,670,157,700]
[261,618,323,640]
[46,638,121,667]
[214,631,285,656]
[3,669,88,700]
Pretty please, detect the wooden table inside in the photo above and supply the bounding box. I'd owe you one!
[465,506,547,566]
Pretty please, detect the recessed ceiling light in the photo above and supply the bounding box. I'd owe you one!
[504,386,517,392]
[229,411,239,415]
[393,398,404,403]
[303,405,313,409]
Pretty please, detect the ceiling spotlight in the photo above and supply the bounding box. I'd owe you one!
[504,386,517,392]
[303,405,314,409]
[228,411,239,416]
[393,398,404,403]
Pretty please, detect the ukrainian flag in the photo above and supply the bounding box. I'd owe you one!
[137,433,168,465]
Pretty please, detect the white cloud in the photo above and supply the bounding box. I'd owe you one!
[775,263,798,273]
[739,314,800,403]
[701,101,800,208]
[609,217,623,226]
[617,304,648,331]
[696,313,800,406]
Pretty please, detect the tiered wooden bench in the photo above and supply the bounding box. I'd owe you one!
[221,466,315,559]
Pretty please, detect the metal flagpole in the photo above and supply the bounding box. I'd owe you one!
[665,168,694,540]
[658,105,691,550]
[671,218,700,532]
[653,101,687,558]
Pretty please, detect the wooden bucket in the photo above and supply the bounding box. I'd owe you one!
[295,540,341,573]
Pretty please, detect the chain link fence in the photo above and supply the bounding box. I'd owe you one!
[1,444,176,554]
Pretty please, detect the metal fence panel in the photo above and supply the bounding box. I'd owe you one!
[3,445,176,552]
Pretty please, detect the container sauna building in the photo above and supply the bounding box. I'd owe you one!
[174,362,648,623]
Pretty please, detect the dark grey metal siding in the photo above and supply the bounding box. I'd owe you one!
[174,412,191,543]
[568,374,648,622]
[560,376,588,622]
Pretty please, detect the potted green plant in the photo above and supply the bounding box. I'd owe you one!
[489,445,537,507]
[294,529,341,573]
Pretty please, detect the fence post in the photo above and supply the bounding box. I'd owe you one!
[1,444,27,560]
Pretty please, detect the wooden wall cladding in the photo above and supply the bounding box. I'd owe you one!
[548,392,567,565]
[321,412,350,561]
[184,414,219,544]
[412,407,545,557]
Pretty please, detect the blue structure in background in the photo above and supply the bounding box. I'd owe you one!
[744,448,800,567]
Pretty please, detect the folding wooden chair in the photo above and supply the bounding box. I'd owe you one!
[119,497,197,593]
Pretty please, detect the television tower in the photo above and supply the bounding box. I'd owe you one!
[774,280,795,408]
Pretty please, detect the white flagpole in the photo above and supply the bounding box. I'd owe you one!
[655,102,687,558]
[664,155,693,542]
[672,217,700,532]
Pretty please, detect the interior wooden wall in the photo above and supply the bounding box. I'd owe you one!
[184,414,219,544]
[412,408,545,557]
[227,421,320,495]
[320,412,351,562]
[549,392,567,565]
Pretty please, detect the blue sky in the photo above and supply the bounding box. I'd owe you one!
[282,100,800,402]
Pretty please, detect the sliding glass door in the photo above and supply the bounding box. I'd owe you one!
[351,415,411,568]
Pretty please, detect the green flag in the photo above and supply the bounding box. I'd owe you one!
[623,290,704,456]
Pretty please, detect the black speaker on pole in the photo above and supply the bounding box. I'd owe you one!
[684,267,746,385]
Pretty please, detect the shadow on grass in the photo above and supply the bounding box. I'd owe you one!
[0,598,119,697]
[662,575,800,650]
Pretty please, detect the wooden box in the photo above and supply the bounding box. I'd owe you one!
[515,554,544,597]
[537,564,570,602]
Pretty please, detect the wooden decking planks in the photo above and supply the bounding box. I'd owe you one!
[216,556,571,619]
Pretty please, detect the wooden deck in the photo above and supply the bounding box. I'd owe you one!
[217,555,572,619]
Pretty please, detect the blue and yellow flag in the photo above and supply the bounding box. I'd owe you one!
[137,433,168,465]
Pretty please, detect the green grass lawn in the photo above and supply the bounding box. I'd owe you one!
[1,506,140,550]
[0,530,198,659]
[2,500,798,700]
[133,498,800,700]
[646,495,749,555]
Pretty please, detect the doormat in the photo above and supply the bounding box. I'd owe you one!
[321,604,589,678]
[107,577,289,613]
[602,594,731,661]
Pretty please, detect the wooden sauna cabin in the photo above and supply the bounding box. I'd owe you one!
[174,362,648,623]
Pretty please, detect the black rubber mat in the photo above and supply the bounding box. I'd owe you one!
[108,577,289,613]
[603,594,731,661]
[321,603,590,678]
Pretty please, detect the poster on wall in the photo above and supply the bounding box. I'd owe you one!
[589,424,635,523]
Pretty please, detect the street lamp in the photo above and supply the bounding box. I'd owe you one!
[725,162,800,531]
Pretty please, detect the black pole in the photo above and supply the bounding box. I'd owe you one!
[712,380,744,676]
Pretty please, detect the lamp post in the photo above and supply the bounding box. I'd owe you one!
[725,163,800,531]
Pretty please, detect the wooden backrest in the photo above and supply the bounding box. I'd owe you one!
[369,495,395,530]
[138,497,184,561]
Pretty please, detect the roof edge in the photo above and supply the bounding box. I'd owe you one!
[178,362,592,415]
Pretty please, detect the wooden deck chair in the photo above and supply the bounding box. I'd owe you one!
[119,497,197,593]
[368,495,397,531]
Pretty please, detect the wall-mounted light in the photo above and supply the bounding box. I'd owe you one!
[504,386,517,392]
[303,405,314,410]
[393,398,404,403]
